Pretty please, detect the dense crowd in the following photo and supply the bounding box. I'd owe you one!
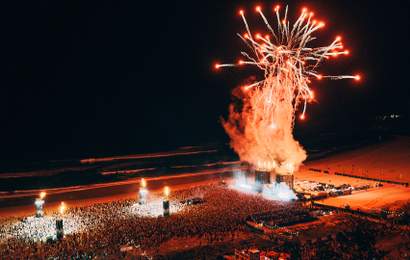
[2,184,408,258]
[0,184,298,258]
[0,214,88,242]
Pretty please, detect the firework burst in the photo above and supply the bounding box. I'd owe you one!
[216,5,359,174]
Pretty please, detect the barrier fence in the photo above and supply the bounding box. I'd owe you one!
[308,168,409,187]
[334,172,409,187]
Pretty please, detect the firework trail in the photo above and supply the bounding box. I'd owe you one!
[216,5,360,174]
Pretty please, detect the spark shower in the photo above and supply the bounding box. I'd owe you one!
[215,5,359,174]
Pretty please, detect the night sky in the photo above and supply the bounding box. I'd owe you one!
[1,1,409,161]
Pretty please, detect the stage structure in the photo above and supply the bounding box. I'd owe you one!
[251,164,294,191]
[276,174,294,190]
[252,166,272,192]
[254,169,271,185]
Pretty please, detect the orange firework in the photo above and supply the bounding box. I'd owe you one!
[217,5,359,174]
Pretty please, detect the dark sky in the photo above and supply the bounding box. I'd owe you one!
[0,0,409,161]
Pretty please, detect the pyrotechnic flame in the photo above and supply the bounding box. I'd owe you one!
[39,191,46,200]
[217,5,359,173]
[140,178,147,188]
[59,202,66,215]
[163,186,170,197]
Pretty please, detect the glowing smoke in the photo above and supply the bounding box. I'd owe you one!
[262,183,297,201]
[223,84,307,174]
[217,5,359,173]
[232,170,296,201]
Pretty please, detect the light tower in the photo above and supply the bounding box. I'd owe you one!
[275,174,294,190]
[138,178,148,204]
[163,186,170,217]
[56,202,65,240]
[34,191,46,217]
[252,162,272,192]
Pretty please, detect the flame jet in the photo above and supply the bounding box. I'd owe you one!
[217,5,359,174]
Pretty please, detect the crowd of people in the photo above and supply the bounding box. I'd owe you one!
[2,184,408,258]
[0,213,88,242]
[0,184,300,258]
